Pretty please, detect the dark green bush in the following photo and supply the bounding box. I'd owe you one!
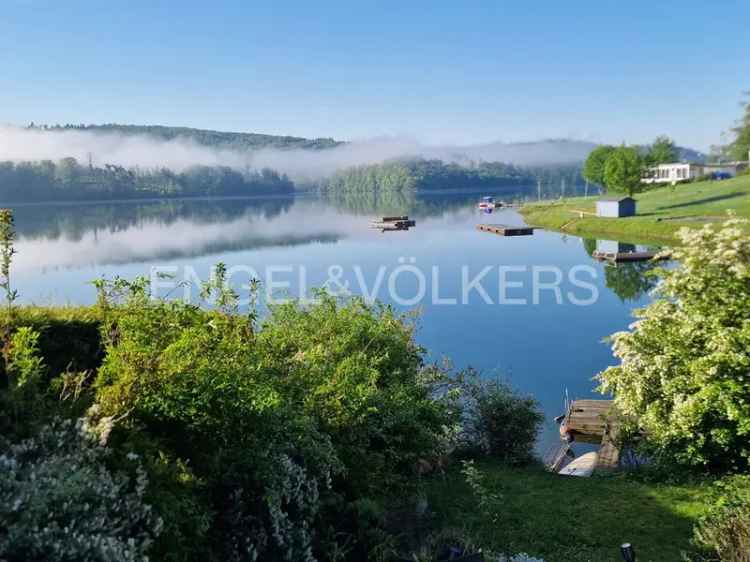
[460,374,543,464]
[90,280,453,561]
[692,475,750,562]
[0,306,103,382]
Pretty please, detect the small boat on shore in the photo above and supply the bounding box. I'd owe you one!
[558,452,598,477]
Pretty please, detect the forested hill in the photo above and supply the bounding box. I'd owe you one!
[0,159,293,202]
[322,159,583,192]
[30,123,343,151]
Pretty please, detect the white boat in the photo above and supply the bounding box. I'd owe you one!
[557,451,598,477]
[477,196,495,209]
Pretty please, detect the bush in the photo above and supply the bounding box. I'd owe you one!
[692,475,750,562]
[0,418,162,562]
[598,218,750,470]
[460,374,543,464]
[91,277,453,561]
[0,306,103,383]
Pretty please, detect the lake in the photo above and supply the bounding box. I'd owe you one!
[10,187,657,454]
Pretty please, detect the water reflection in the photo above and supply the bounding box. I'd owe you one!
[12,187,650,453]
[582,239,662,302]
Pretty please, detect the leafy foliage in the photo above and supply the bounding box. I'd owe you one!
[692,475,750,562]
[582,145,616,187]
[91,276,454,561]
[459,374,543,464]
[0,418,163,562]
[729,93,750,162]
[597,218,750,470]
[603,146,645,197]
[647,135,678,165]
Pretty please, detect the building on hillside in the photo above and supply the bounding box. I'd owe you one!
[643,160,749,184]
[642,162,702,184]
[596,197,636,218]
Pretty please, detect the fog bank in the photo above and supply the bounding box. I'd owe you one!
[0,126,594,183]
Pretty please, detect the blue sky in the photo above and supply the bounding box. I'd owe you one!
[0,0,747,150]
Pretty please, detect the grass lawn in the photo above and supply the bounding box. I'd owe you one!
[426,459,710,562]
[520,174,750,245]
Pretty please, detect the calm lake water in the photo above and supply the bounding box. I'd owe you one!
[11,187,657,453]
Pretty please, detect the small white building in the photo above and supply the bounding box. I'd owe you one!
[596,197,636,218]
[644,160,749,184]
[642,162,702,184]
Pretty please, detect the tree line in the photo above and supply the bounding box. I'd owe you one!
[582,135,678,197]
[27,122,342,151]
[321,158,584,193]
[0,158,294,202]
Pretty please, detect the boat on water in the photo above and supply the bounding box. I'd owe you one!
[477,196,495,209]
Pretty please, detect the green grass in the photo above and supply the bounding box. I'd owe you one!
[426,459,711,562]
[520,174,750,244]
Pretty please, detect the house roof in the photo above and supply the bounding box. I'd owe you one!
[598,196,635,202]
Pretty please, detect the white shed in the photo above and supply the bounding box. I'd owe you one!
[596,197,636,218]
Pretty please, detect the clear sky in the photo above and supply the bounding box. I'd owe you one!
[1,0,747,150]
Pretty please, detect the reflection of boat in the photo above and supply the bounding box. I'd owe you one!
[592,239,666,263]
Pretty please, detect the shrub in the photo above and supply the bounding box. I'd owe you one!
[92,276,453,561]
[0,306,103,383]
[460,374,543,464]
[598,218,750,470]
[692,475,750,562]
[0,418,162,562]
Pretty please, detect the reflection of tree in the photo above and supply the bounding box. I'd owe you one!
[604,261,659,302]
[12,197,293,241]
[322,185,564,218]
[582,238,597,257]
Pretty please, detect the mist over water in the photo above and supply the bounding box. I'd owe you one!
[0,126,594,183]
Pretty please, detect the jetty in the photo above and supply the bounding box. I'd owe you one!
[370,216,416,232]
[476,224,534,236]
[555,399,620,473]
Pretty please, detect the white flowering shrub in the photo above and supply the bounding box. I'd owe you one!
[0,418,162,562]
[598,217,750,469]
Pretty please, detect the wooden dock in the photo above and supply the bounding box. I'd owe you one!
[592,250,665,263]
[370,216,416,231]
[476,224,534,236]
[559,399,620,472]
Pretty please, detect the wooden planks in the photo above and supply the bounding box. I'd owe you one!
[476,224,534,236]
[559,399,621,473]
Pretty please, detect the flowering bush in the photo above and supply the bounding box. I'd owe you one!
[0,418,162,562]
[598,218,750,470]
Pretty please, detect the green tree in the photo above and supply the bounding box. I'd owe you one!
[729,92,750,162]
[597,218,750,470]
[582,145,616,187]
[647,135,677,165]
[603,146,644,197]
